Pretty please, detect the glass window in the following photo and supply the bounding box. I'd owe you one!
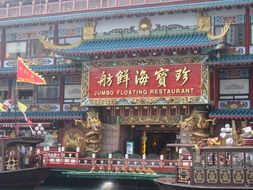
[6,41,27,59]
[0,91,8,102]
[29,39,50,58]
[0,79,9,88]
[219,69,249,101]
[37,86,60,103]
[215,24,245,46]
[18,90,33,101]
[59,36,81,45]
[64,85,81,103]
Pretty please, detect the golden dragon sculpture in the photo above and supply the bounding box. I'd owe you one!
[63,111,102,153]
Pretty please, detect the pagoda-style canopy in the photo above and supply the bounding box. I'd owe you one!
[206,54,253,67]
[0,63,81,76]
[0,111,85,121]
[209,109,253,119]
[53,31,223,59]
[0,0,252,27]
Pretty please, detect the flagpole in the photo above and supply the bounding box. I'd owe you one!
[14,57,19,136]
[16,57,43,135]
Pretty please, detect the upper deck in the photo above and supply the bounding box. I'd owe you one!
[0,0,195,19]
[0,0,251,21]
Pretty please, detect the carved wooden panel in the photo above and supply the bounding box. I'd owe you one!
[194,169,205,184]
[220,169,231,184]
[207,169,218,183]
[233,170,245,184]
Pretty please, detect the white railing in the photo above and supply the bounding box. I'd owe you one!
[0,0,188,19]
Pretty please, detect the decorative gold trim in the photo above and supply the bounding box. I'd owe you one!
[207,21,231,40]
[139,17,152,35]
[39,21,96,50]
[118,115,180,125]
[39,37,83,50]
[197,13,231,40]
[83,21,96,40]
[197,13,211,33]
[81,58,208,106]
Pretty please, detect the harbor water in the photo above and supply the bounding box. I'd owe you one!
[39,178,160,190]
[1,178,160,190]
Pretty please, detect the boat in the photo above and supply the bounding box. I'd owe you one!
[0,136,50,188]
[154,144,253,190]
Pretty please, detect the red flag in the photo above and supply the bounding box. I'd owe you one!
[16,57,46,85]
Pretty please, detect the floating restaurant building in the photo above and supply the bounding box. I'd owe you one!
[0,0,252,158]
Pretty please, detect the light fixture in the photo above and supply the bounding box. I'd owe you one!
[146,125,150,128]
[161,125,165,128]
[131,125,135,128]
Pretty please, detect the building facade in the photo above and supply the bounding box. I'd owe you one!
[0,0,252,158]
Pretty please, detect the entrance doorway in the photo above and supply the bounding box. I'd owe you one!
[131,126,178,158]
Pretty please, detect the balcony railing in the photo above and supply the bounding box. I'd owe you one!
[0,0,188,19]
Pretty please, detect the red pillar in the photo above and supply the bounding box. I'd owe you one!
[209,68,214,103]
[59,76,65,111]
[0,27,6,67]
[53,23,59,65]
[214,69,220,108]
[245,6,250,54]
[250,68,253,108]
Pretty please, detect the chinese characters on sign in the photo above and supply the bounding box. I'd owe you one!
[88,64,201,99]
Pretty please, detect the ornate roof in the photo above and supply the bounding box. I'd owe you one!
[0,111,85,121]
[55,32,223,57]
[206,54,253,66]
[209,109,253,119]
[0,0,252,27]
[0,63,81,75]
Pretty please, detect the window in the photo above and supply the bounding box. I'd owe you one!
[6,41,27,59]
[64,85,81,103]
[219,69,249,100]
[64,76,81,103]
[59,27,82,47]
[0,79,9,102]
[18,90,33,102]
[0,91,8,102]
[29,39,50,58]
[215,24,245,46]
[38,86,60,103]
[59,36,81,45]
